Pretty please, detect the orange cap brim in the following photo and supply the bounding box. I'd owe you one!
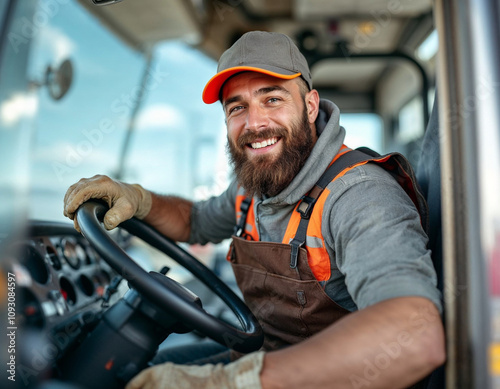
[202,66,302,104]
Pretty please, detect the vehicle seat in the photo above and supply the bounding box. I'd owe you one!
[417,95,443,292]
[416,94,446,388]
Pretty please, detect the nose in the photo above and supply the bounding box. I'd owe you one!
[245,104,269,133]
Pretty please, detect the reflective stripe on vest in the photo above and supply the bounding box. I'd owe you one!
[235,186,259,241]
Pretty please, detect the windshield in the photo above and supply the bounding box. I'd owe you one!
[23,1,227,223]
[5,1,386,225]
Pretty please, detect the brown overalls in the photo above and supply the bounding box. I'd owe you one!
[227,146,428,356]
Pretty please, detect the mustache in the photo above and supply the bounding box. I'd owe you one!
[235,128,288,148]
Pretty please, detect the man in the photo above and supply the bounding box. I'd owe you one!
[64,31,445,388]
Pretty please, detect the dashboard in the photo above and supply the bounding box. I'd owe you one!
[1,213,261,389]
[3,221,128,378]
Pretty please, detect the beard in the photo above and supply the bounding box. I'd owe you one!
[226,105,315,198]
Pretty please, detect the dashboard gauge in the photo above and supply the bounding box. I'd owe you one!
[61,238,86,269]
[20,289,44,328]
[19,244,49,284]
[75,244,87,265]
[46,245,62,270]
[85,246,98,264]
[59,277,77,306]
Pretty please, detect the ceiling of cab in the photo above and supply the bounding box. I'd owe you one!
[78,0,202,51]
[294,0,432,18]
[78,0,434,109]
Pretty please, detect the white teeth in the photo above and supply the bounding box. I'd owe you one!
[251,137,277,149]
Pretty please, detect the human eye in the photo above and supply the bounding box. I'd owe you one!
[266,97,281,104]
[227,105,245,116]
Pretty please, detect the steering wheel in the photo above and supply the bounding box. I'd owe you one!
[76,200,263,353]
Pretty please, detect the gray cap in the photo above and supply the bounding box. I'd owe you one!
[202,31,312,104]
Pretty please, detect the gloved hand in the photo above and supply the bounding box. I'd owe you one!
[63,174,152,232]
[125,351,265,389]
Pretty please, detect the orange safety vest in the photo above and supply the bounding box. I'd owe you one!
[230,145,427,283]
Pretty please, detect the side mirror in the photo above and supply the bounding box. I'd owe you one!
[45,59,74,101]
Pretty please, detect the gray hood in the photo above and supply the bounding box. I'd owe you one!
[263,99,346,205]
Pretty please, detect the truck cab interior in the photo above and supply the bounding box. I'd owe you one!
[1,0,499,388]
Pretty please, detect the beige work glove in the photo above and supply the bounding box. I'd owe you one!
[63,174,152,232]
[125,351,265,389]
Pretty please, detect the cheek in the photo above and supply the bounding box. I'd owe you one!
[227,117,247,137]
[273,109,298,128]
[226,125,240,145]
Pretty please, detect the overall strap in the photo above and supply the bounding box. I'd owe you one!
[233,147,427,275]
[234,197,252,237]
[289,149,374,269]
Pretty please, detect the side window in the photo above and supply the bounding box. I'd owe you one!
[5,1,227,224]
[385,29,438,167]
[122,41,227,201]
[397,96,425,144]
[26,1,146,220]
[340,113,383,152]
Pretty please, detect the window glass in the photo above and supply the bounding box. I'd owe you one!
[397,85,435,146]
[340,113,383,152]
[417,30,438,62]
[27,1,146,221]
[122,41,228,201]
[397,96,424,144]
[0,0,38,236]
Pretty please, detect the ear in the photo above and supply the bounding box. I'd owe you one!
[305,89,320,124]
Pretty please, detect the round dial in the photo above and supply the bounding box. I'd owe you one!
[61,238,85,269]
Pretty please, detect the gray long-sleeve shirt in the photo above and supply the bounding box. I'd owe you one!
[189,99,442,313]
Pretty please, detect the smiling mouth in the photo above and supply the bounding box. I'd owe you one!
[248,137,280,149]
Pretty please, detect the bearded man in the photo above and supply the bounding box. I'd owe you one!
[64,31,445,389]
